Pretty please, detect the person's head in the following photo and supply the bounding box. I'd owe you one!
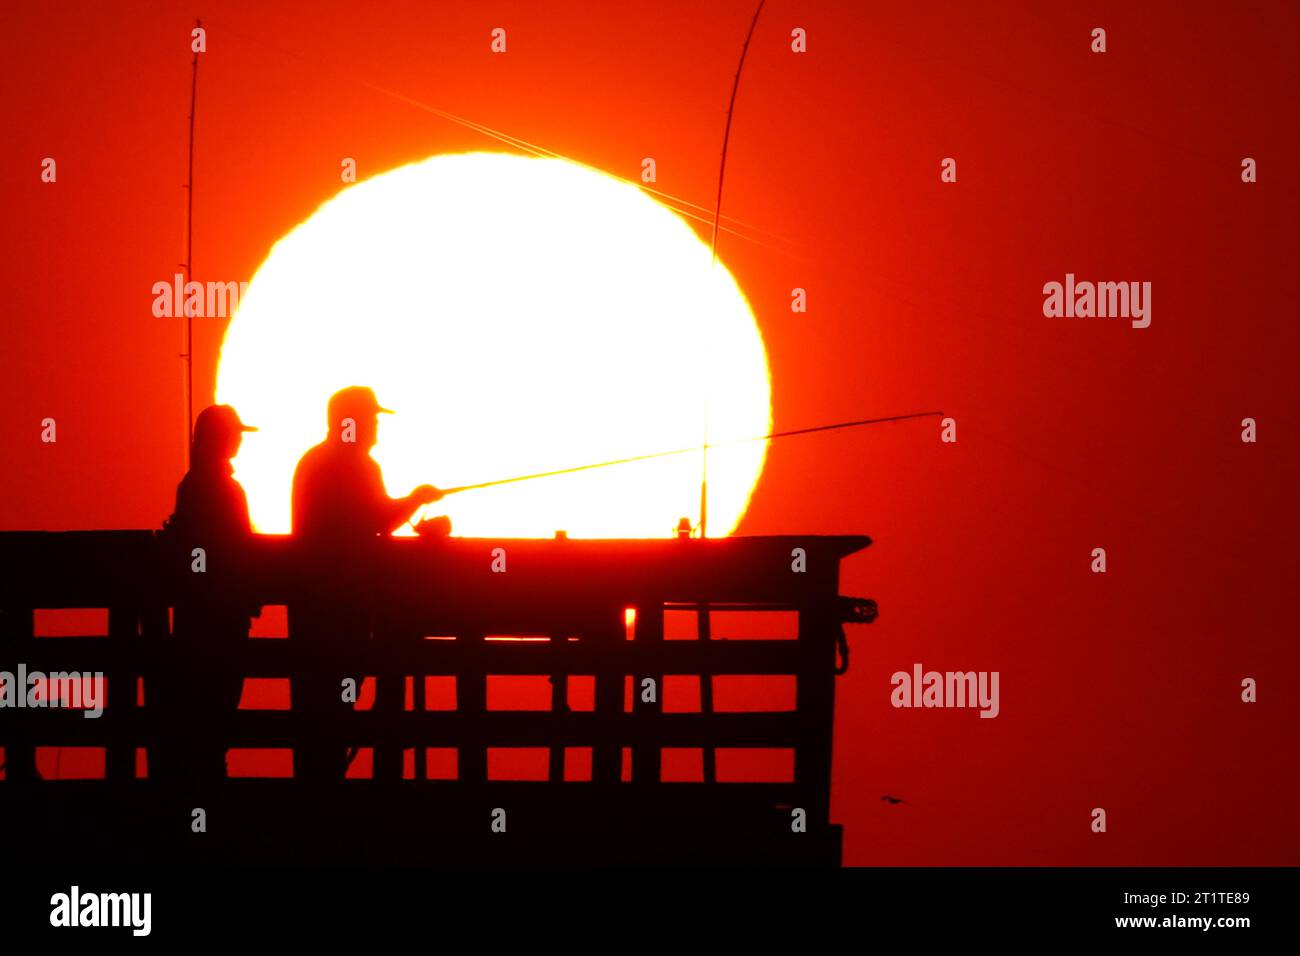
[326,386,393,450]
[192,405,256,464]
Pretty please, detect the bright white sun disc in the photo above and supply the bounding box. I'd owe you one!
[216,152,771,538]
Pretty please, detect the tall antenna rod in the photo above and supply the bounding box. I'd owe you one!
[701,0,767,537]
[181,17,201,467]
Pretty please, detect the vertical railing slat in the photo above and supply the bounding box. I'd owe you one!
[631,600,664,784]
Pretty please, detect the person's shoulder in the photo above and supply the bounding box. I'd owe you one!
[293,440,331,475]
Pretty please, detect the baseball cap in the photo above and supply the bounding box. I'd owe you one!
[195,404,258,438]
[328,385,395,424]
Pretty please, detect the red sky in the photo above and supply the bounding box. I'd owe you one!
[2,0,1298,865]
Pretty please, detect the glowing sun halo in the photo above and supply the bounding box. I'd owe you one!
[216,152,771,538]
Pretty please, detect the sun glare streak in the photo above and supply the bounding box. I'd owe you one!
[216,152,771,538]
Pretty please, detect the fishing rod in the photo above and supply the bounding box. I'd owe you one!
[699,0,767,539]
[428,409,944,498]
[180,18,201,468]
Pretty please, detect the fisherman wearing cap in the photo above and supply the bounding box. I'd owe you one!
[290,386,446,781]
[169,404,258,544]
[291,386,444,544]
[157,404,261,789]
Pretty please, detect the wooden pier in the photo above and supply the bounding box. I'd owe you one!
[0,531,873,864]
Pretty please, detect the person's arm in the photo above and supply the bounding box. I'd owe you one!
[360,457,441,534]
[234,483,253,537]
[229,481,262,618]
[164,476,190,535]
[380,485,442,533]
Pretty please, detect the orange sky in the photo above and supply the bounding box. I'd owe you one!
[2,0,1298,865]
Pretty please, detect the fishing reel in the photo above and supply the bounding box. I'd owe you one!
[414,514,453,537]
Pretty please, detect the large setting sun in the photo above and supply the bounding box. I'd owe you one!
[215,152,771,537]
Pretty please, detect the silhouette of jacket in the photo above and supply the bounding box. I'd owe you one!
[167,452,258,624]
[172,457,251,539]
[291,441,411,545]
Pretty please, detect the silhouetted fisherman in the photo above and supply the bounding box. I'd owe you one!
[292,386,445,541]
[290,386,446,781]
[157,404,261,789]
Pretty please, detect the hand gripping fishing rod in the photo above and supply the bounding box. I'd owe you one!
[425,409,944,499]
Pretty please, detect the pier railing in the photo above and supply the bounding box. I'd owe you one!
[0,531,872,864]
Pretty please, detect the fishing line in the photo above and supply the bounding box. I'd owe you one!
[407,409,944,527]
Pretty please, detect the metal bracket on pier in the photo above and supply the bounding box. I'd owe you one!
[837,596,878,625]
[833,596,878,675]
